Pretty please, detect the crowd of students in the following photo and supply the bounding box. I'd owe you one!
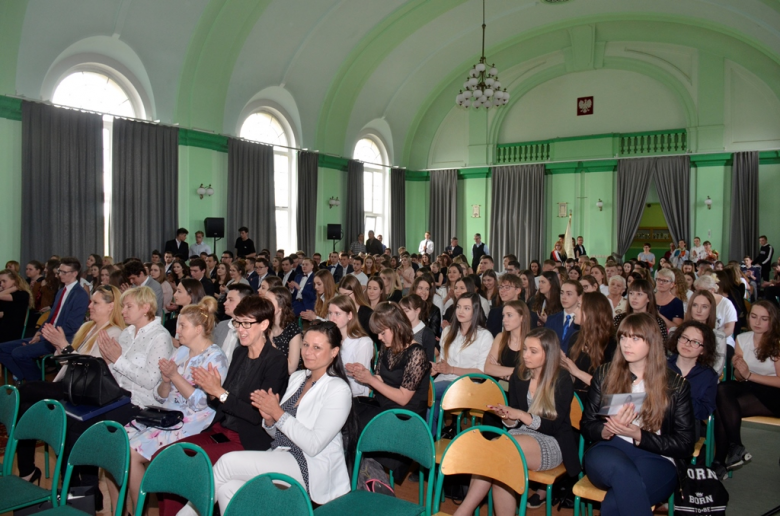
[0,230,778,516]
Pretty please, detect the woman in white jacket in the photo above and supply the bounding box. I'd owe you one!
[178,321,358,514]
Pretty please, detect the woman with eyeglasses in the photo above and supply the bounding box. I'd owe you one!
[654,269,684,331]
[156,295,289,516]
[11,285,126,485]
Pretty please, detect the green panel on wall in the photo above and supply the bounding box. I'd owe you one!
[457,177,490,247]
[0,95,22,121]
[318,154,349,172]
[405,170,430,182]
[178,145,228,244]
[0,118,22,262]
[405,180,429,250]
[758,163,780,255]
[553,136,614,161]
[178,128,229,153]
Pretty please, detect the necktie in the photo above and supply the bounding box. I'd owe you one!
[562,314,572,341]
[50,289,65,325]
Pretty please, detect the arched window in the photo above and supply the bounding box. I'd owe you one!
[354,137,389,242]
[240,110,297,254]
[53,69,142,255]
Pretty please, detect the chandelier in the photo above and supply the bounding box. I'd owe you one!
[455,0,509,110]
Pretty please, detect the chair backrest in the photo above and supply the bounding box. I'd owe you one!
[427,376,435,408]
[224,473,313,516]
[437,374,507,437]
[14,399,66,501]
[137,443,214,516]
[0,385,19,476]
[435,427,529,512]
[570,392,584,431]
[356,409,435,469]
[62,421,130,516]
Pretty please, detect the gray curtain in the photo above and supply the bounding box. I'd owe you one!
[296,151,318,254]
[344,159,364,251]
[390,168,406,250]
[729,151,759,262]
[112,119,179,261]
[490,164,545,268]
[21,102,104,265]
[616,158,655,257]
[227,139,276,253]
[428,169,458,256]
[654,156,690,245]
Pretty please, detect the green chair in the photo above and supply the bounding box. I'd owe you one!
[135,443,214,516]
[426,376,435,430]
[35,421,130,516]
[432,426,530,516]
[0,399,67,513]
[0,385,20,477]
[315,409,435,516]
[224,473,313,516]
[692,413,714,468]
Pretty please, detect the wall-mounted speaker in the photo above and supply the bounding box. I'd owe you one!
[204,218,225,238]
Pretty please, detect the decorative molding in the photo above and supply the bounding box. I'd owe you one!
[458,167,490,180]
[0,95,22,121]
[690,153,732,167]
[318,154,349,172]
[178,128,228,153]
[405,170,430,182]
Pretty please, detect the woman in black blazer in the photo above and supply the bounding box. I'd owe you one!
[580,312,695,516]
[457,327,580,514]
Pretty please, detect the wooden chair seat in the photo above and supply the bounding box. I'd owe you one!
[528,464,566,485]
[744,416,780,426]
[434,439,451,463]
[572,475,606,503]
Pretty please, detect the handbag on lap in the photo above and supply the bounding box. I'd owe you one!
[56,354,129,407]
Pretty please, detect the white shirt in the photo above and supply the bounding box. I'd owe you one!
[296,273,311,300]
[599,284,610,296]
[190,242,212,256]
[715,297,738,347]
[53,281,79,326]
[737,332,777,377]
[109,319,173,408]
[691,246,705,262]
[282,269,294,287]
[222,320,239,365]
[341,336,374,396]
[435,326,493,383]
[350,271,368,286]
[419,239,434,255]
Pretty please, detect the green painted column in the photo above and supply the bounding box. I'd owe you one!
[457,169,491,248]
[315,167,347,255]
[467,109,489,166]
[0,118,22,262]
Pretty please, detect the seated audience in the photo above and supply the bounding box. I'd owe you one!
[532,271,563,327]
[713,301,780,478]
[259,274,282,294]
[0,269,33,343]
[164,279,206,339]
[459,327,579,513]
[519,269,537,307]
[149,262,174,315]
[226,260,249,288]
[581,313,695,515]
[481,269,500,307]
[684,290,727,375]
[655,269,684,331]
[125,260,164,319]
[176,321,355,514]
[328,295,373,396]
[486,274,523,337]
[379,267,403,302]
[484,300,531,382]
[290,258,317,316]
[213,284,255,365]
[399,294,436,361]
[365,276,386,309]
[607,275,628,318]
[561,292,617,395]
[215,263,230,296]
[39,259,61,311]
[337,274,375,340]
[170,258,190,286]
[265,286,303,374]
[545,280,582,353]
[614,279,668,341]
[411,275,443,338]
[301,269,336,322]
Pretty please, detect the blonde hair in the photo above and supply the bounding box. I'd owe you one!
[0,269,34,309]
[74,285,126,354]
[516,327,560,419]
[178,297,219,338]
[120,286,158,320]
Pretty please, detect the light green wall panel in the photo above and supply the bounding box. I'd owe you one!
[546,173,577,253]
[457,177,490,249]
[692,165,729,258]
[0,118,22,262]
[580,171,616,259]
[314,167,346,256]
[405,180,429,252]
[177,146,228,247]
[758,163,780,252]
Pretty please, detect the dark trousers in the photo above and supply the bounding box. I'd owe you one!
[584,438,677,516]
[0,338,54,381]
[714,380,780,463]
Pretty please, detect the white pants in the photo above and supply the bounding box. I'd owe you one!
[176,449,304,516]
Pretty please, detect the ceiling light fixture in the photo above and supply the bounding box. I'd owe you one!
[455,0,509,110]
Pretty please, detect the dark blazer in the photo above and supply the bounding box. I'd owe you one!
[667,355,717,422]
[246,271,259,292]
[356,305,377,342]
[581,364,695,462]
[330,264,353,284]
[445,245,463,257]
[508,369,580,477]
[208,344,289,451]
[200,276,215,297]
[545,310,580,353]
[47,284,90,341]
[574,245,587,258]
[291,272,317,315]
[426,305,442,339]
[486,305,503,337]
[365,238,384,256]
[164,239,189,260]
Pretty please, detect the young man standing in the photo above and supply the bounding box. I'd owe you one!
[691,236,705,263]
[234,227,256,259]
[472,233,490,271]
[190,230,212,257]
[756,235,775,282]
[164,228,189,260]
[418,231,434,256]
[446,237,463,257]
[574,236,587,259]
[638,243,656,270]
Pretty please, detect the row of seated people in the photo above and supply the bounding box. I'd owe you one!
[0,253,778,515]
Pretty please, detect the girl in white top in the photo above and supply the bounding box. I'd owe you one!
[178,322,356,514]
[684,290,728,375]
[327,295,373,396]
[430,292,494,431]
[714,301,780,473]
[442,277,490,319]
[694,274,737,347]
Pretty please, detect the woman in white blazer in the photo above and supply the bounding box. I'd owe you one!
[177,321,358,515]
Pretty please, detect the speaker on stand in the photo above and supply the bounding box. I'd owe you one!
[204,218,225,253]
[327,224,342,253]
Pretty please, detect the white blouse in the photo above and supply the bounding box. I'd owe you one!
[110,319,173,408]
[341,336,374,396]
[737,332,778,377]
[715,297,738,347]
[435,326,493,383]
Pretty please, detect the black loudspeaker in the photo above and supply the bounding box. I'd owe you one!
[327,224,342,240]
[204,218,225,238]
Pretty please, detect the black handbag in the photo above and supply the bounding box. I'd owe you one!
[56,354,129,407]
[134,407,184,429]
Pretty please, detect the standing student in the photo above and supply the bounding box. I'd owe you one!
[637,243,656,270]
[574,236,587,259]
[581,313,695,516]
[755,235,774,282]
[190,230,212,257]
[471,233,490,271]
[419,231,434,256]
[234,226,256,259]
[446,237,463,257]
[164,228,190,261]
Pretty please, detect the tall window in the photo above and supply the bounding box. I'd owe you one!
[240,110,296,254]
[354,137,388,240]
[52,70,141,256]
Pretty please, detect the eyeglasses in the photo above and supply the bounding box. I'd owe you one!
[56,268,75,275]
[498,284,516,290]
[232,319,262,329]
[679,335,703,348]
[656,279,672,284]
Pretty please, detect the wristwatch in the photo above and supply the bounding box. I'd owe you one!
[219,391,229,403]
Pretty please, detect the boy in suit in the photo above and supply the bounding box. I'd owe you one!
[290,259,317,316]
[545,280,582,353]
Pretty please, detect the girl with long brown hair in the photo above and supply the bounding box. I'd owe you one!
[484,300,531,380]
[532,271,562,326]
[411,275,442,338]
[713,300,780,476]
[560,292,617,394]
[481,269,500,308]
[581,313,695,516]
[614,278,668,341]
[328,295,373,397]
[338,274,375,339]
[264,286,302,375]
[301,269,336,321]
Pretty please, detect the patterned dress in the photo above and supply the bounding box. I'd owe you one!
[126,343,228,460]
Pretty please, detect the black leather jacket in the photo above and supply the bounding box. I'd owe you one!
[426,305,442,339]
[581,364,695,460]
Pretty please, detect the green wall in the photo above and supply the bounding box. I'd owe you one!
[758,164,780,249]
[0,118,22,264]
[177,146,228,249]
[456,175,490,249]
[315,167,346,255]
[405,179,429,254]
